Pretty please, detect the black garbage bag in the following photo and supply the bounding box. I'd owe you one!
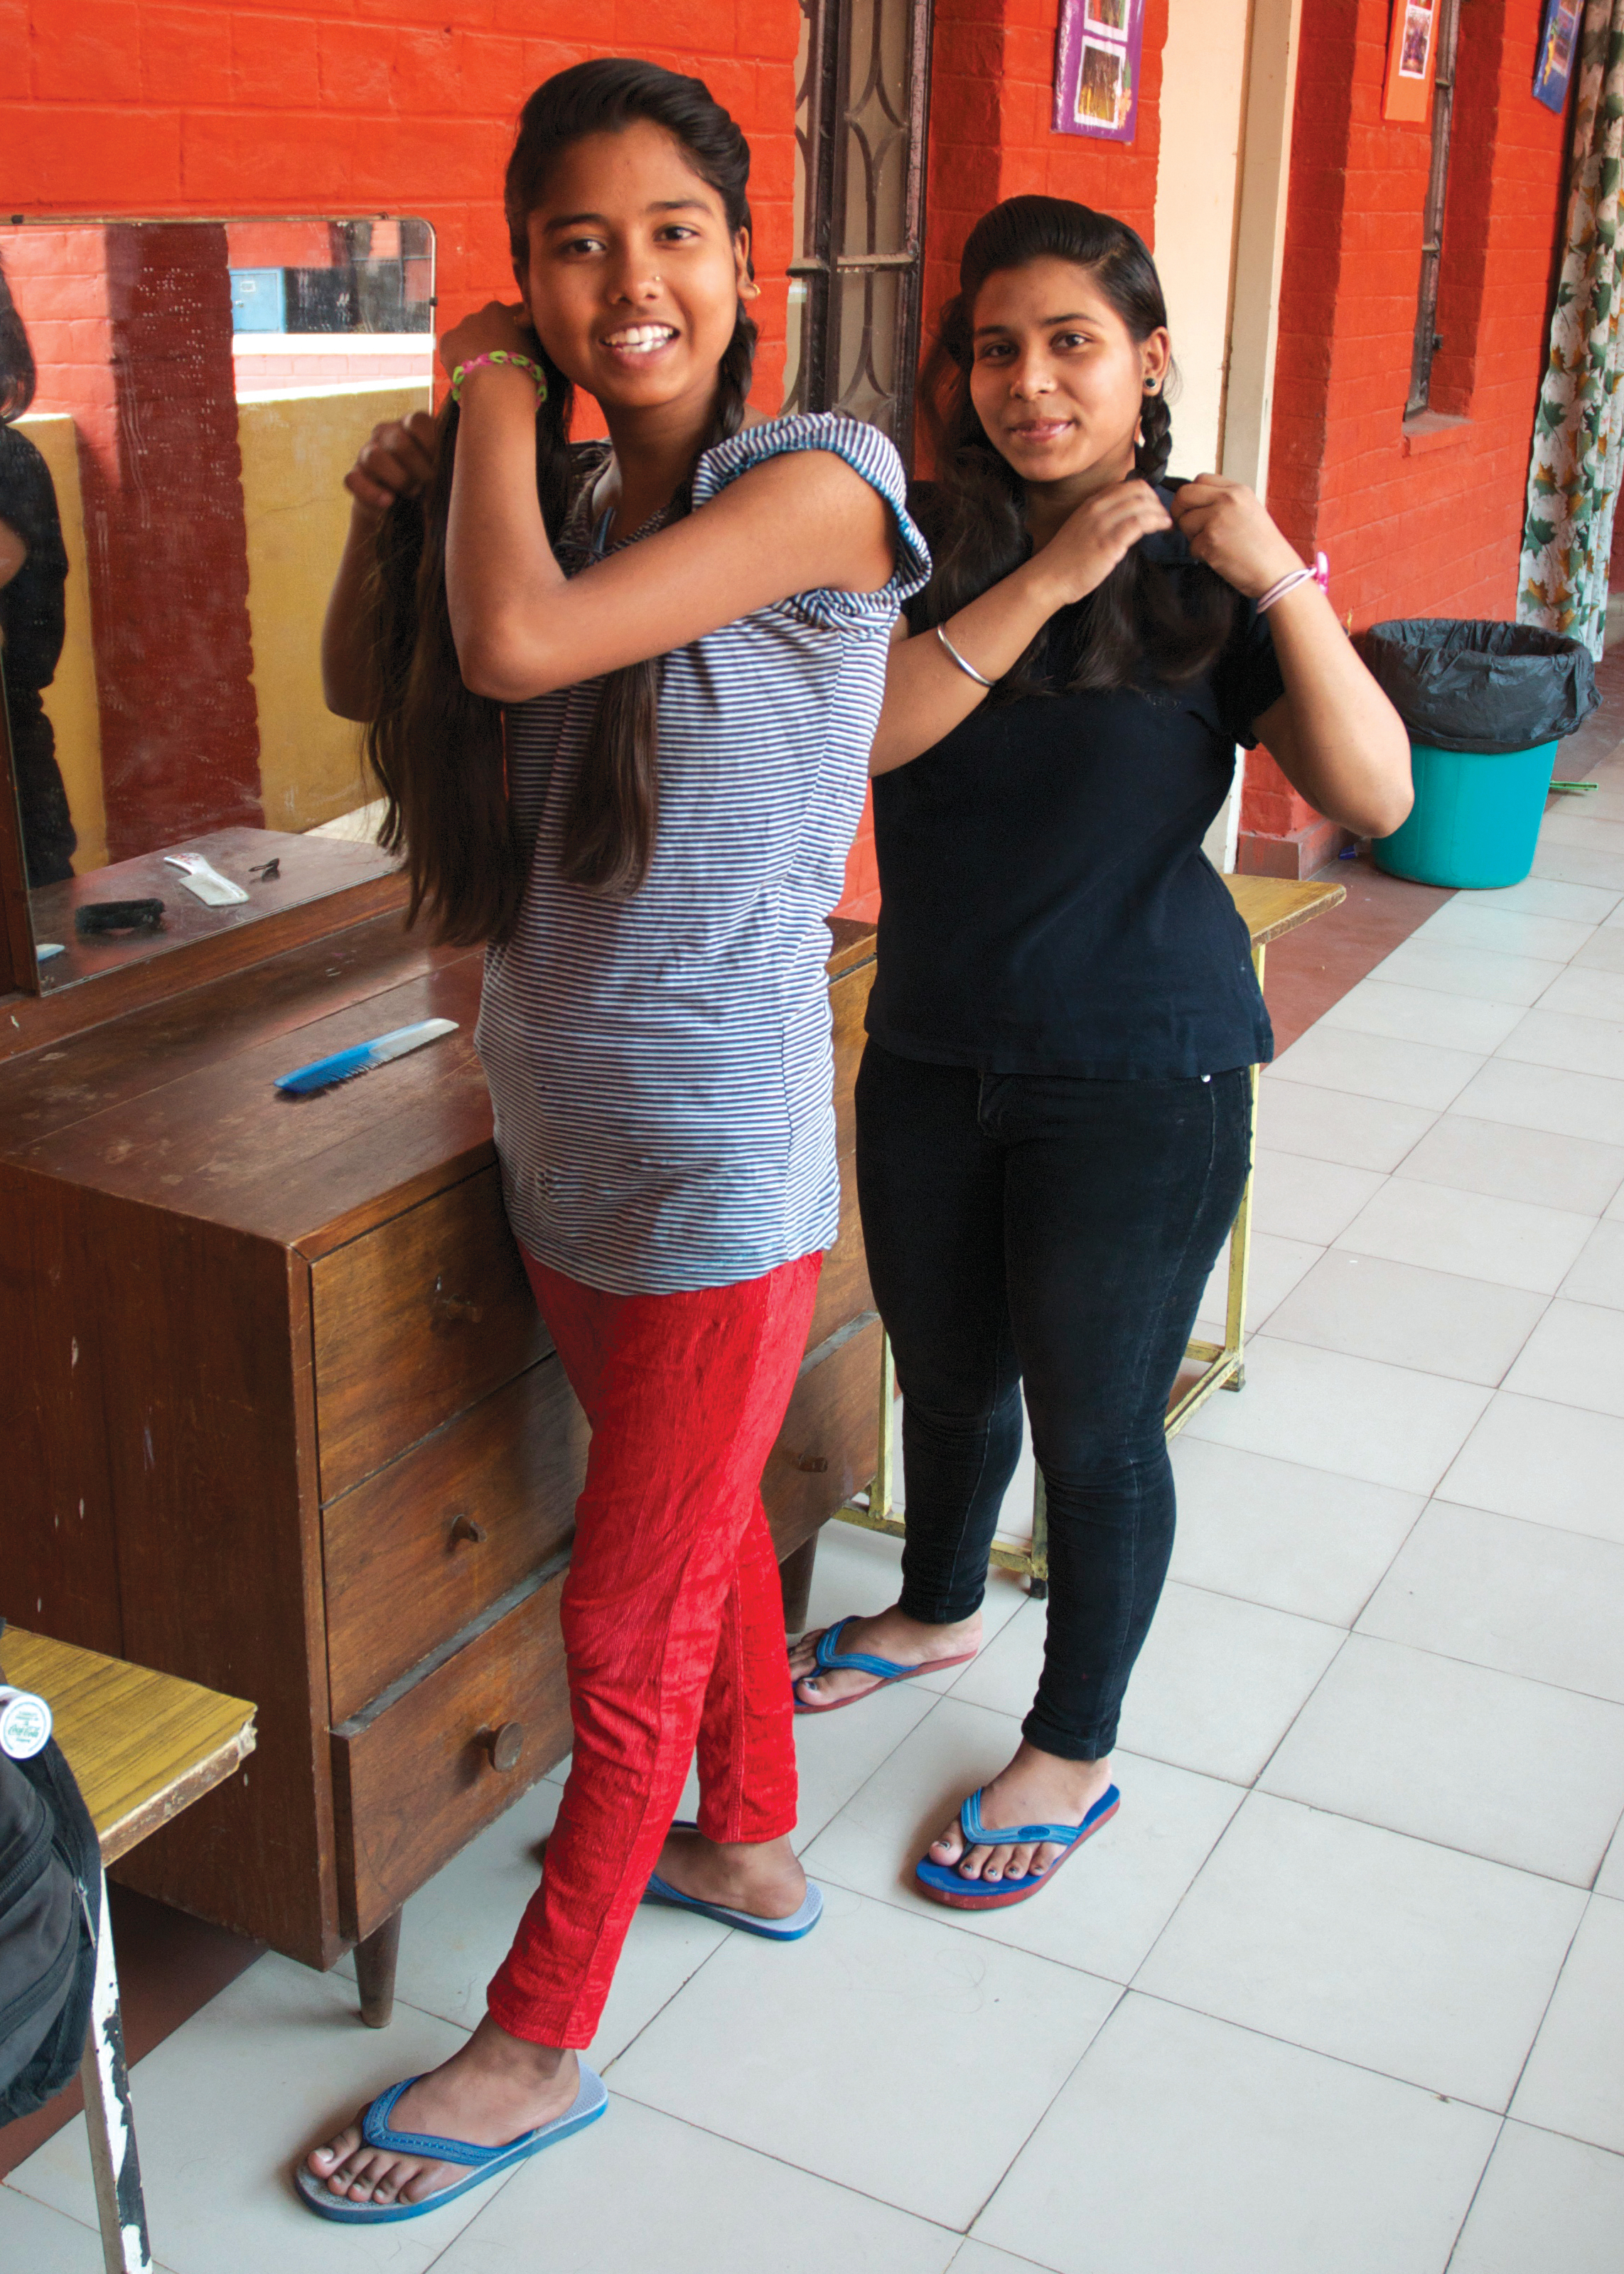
[1360,620,1598,755]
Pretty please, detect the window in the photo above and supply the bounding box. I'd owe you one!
[781,0,935,457]
[1407,0,1464,417]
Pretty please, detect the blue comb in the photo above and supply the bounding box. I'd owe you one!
[274,1017,458,1096]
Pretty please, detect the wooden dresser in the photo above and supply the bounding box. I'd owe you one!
[1,907,879,2008]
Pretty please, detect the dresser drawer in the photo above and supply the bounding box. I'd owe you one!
[763,1311,881,1561]
[830,957,876,1160]
[323,1358,588,1723]
[332,1572,572,1941]
[312,1165,550,1501]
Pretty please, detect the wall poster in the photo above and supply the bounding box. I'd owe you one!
[1053,0,1146,143]
[1534,0,1583,114]
[1382,0,1441,124]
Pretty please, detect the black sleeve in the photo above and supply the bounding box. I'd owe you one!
[0,427,68,694]
[1212,595,1286,750]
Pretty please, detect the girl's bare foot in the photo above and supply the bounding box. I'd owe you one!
[304,2016,579,2208]
[790,1605,982,1707]
[652,1827,807,1919]
[927,1740,1113,1884]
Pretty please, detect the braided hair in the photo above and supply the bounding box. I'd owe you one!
[915,195,1237,701]
[367,59,757,942]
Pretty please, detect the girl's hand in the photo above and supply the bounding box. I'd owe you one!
[344,412,438,519]
[1033,479,1173,607]
[1168,474,1303,601]
[439,300,540,385]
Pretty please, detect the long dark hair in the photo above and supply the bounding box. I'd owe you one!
[916,195,1237,699]
[0,258,38,424]
[368,58,757,941]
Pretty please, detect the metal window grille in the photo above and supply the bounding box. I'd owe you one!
[781,0,935,461]
[1407,0,1464,417]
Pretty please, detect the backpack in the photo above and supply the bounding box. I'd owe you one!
[0,1668,102,2124]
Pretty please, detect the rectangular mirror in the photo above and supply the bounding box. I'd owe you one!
[0,218,433,995]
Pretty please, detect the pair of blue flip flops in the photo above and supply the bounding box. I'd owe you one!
[298,1826,822,2223]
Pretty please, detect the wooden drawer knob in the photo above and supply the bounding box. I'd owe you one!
[448,1513,488,1548]
[478,1720,525,1774]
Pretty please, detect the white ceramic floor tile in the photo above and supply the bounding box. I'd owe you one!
[1134,1793,1585,2108]
[1448,2121,1624,2274]
[1267,1024,1484,1110]
[4,1956,485,2274]
[1368,937,1566,1008]
[1250,1078,1437,1171]
[949,2246,1052,2274]
[344,1781,732,2062]
[1598,1818,1624,1896]
[1475,876,1622,923]
[1262,1250,1545,1385]
[1539,808,1624,853]
[1437,1390,1624,1547]
[800,1693,1244,1983]
[1535,962,1624,1023]
[973,1996,1497,2274]
[1246,1148,1386,1244]
[1259,1633,1624,1884]
[1333,1175,1593,1293]
[1560,1220,1624,1312]
[1357,1503,1624,1702]
[1448,1055,1624,1145]
[1502,1294,1624,1418]
[1415,900,1597,963]
[1195,1228,1322,1339]
[947,1581,1342,1786]
[1320,977,1524,1053]
[1182,1334,1491,1494]
[1574,924,1624,974]
[1510,1894,1624,2152]
[434,2095,961,2274]
[1168,1437,1424,1626]
[608,1886,1120,2228]
[0,2188,163,2274]
[1497,1005,1624,1081]
[1530,841,1624,891]
[1390,1112,1624,1215]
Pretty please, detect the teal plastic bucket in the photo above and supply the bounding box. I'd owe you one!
[1372,738,1557,889]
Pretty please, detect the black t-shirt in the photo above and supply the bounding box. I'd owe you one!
[0,422,68,697]
[867,486,1284,1080]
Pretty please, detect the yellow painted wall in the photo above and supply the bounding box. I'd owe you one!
[236,380,430,834]
[15,412,107,872]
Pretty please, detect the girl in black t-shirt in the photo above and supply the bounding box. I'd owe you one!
[791,196,1409,1909]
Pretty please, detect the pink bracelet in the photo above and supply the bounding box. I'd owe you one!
[1256,566,1315,613]
[450,350,548,404]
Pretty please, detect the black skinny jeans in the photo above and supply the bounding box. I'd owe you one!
[855,1041,1254,1762]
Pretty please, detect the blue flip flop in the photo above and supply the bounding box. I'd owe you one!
[915,1783,1120,1909]
[793,1614,977,1714]
[294,2063,608,2223]
[642,1820,823,1939]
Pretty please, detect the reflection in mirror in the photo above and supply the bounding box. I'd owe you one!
[0,219,432,994]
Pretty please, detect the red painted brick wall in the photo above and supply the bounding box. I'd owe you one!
[1248,0,1570,844]
[0,1,801,395]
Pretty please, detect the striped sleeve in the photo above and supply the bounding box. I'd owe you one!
[692,411,932,623]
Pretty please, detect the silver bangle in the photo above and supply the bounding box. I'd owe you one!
[935,623,995,689]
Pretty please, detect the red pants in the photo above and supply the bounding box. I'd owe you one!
[485,1248,819,2049]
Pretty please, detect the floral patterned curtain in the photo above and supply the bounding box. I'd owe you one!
[1520,0,1624,658]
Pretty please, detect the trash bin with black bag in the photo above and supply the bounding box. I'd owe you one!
[1361,620,1599,888]
[0,1710,101,2125]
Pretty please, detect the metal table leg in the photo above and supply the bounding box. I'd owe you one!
[80,1868,152,2274]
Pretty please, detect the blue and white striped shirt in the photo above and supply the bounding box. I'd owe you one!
[475,412,932,1295]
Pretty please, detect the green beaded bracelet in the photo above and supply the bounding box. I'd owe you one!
[450,350,549,404]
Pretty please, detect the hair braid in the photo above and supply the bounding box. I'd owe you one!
[1134,387,1173,488]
